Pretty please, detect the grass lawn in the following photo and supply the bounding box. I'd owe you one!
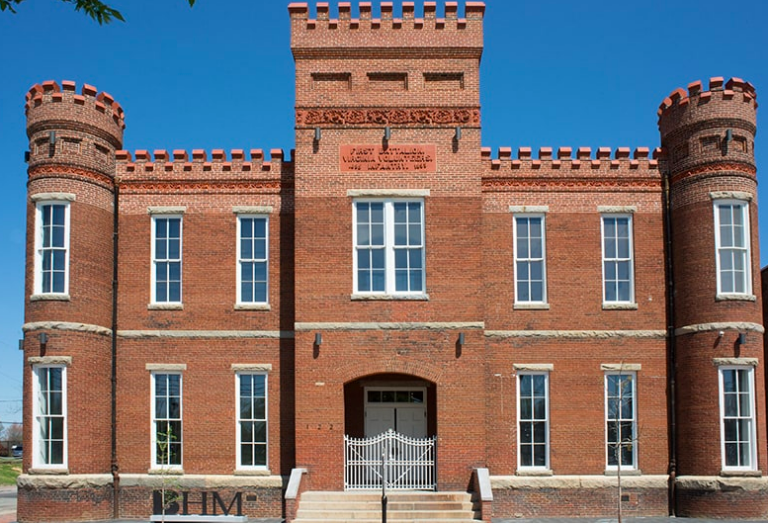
[0,459,21,486]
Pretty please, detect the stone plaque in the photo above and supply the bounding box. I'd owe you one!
[340,144,436,172]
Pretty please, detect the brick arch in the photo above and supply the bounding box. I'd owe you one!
[337,355,446,385]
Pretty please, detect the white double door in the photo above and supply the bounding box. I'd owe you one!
[364,389,427,438]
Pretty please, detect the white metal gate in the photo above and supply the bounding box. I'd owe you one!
[344,429,437,490]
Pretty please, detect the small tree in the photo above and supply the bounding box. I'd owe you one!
[0,0,195,24]
[6,423,22,445]
[155,426,181,522]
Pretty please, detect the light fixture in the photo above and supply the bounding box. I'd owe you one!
[454,126,462,141]
[384,127,391,141]
[314,332,322,346]
[458,333,465,345]
[314,127,321,141]
[39,333,48,345]
[738,333,747,345]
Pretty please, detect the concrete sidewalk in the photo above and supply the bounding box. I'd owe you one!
[0,485,16,523]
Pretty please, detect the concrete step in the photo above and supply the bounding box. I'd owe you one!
[293,491,481,523]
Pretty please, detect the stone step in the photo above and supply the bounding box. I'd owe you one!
[294,491,480,523]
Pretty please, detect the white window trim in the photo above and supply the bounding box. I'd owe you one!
[352,198,426,297]
[31,364,68,470]
[235,372,269,471]
[718,365,757,472]
[150,214,183,305]
[516,371,550,472]
[33,201,71,297]
[513,213,547,305]
[601,214,635,306]
[604,371,638,471]
[713,200,752,298]
[236,215,269,306]
[150,371,183,471]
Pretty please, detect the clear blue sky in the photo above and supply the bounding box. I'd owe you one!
[0,0,766,429]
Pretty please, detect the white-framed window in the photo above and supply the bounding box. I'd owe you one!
[714,201,751,295]
[601,215,634,304]
[32,365,67,468]
[605,372,637,469]
[152,373,182,467]
[517,372,549,470]
[236,373,268,469]
[353,199,425,295]
[152,216,182,304]
[719,366,757,470]
[514,214,546,304]
[34,202,70,295]
[237,216,269,304]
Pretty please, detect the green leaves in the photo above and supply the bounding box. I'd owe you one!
[0,0,196,24]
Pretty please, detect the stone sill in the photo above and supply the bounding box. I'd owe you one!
[716,294,757,302]
[721,469,762,477]
[28,467,69,475]
[516,468,553,477]
[30,294,70,302]
[234,303,270,311]
[148,303,184,310]
[605,469,642,476]
[514,303,550,310]
[602,302,638,310]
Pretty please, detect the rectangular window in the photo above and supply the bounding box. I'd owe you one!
[514,215,546,303]
[354,200,425,295]
[152,373,182,467]
[605,372,637,469]
[152,216,182,303]
[32,365,67,468]
[237,373,268,469]
[602,215,634,303]
[237,216,268,304]
[719,367,756,470]
[35,202,69,295]
[517,372,549,469]
[715,201,751,295]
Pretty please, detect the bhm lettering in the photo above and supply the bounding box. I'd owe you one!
[152,490,243,517]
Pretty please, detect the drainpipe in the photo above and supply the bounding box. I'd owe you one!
[111,185,120,519]
[662,168,677,516]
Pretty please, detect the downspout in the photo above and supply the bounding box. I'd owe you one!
[662,167,677,516]
[111,184,120,519]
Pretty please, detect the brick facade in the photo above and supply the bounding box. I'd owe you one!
[17,2,766,521]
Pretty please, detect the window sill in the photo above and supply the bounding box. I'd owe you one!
[30,293,70,302]
[514,303,550,310]
[716,294,757,302]
[351,293,429,301]
[720,469,762,477]
[148,303,184,310]
[516,468,552,477]
[602,302,638,310]
[233,468,271,476]
[605,468,641,476]
[28,467,69,475]
[148,467,184,475]
[234,303,271,311]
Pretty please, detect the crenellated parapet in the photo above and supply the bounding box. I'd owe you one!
[115,148,294,194]
[289,2,484,58]
[480,146,662,191]
[658,77,757,180]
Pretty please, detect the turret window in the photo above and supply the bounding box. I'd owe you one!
[719,366,756,470]
[34,200,70,296]
[714,201,751,296]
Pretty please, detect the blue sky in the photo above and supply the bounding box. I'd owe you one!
[0,0,766,429]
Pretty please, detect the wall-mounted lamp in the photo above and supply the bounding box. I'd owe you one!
[384,127,391,141]
[454,126,462,141]
[314,127,322,141]
[39,333,48,345]
[738,332,747,346]
[458,333,465,345]
[49,131,56,145]
[314,332,322,346]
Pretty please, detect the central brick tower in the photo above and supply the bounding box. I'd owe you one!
[290,1,487,490]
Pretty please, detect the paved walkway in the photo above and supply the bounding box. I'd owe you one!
[0,485,15,523]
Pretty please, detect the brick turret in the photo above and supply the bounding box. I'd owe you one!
[659,77,767,517]
[21,80,123,520]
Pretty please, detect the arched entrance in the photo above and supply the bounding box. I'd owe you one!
[344,373,437,438]
[343,374,438,490]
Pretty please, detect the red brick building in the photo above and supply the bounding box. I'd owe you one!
[17,1,767,521]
